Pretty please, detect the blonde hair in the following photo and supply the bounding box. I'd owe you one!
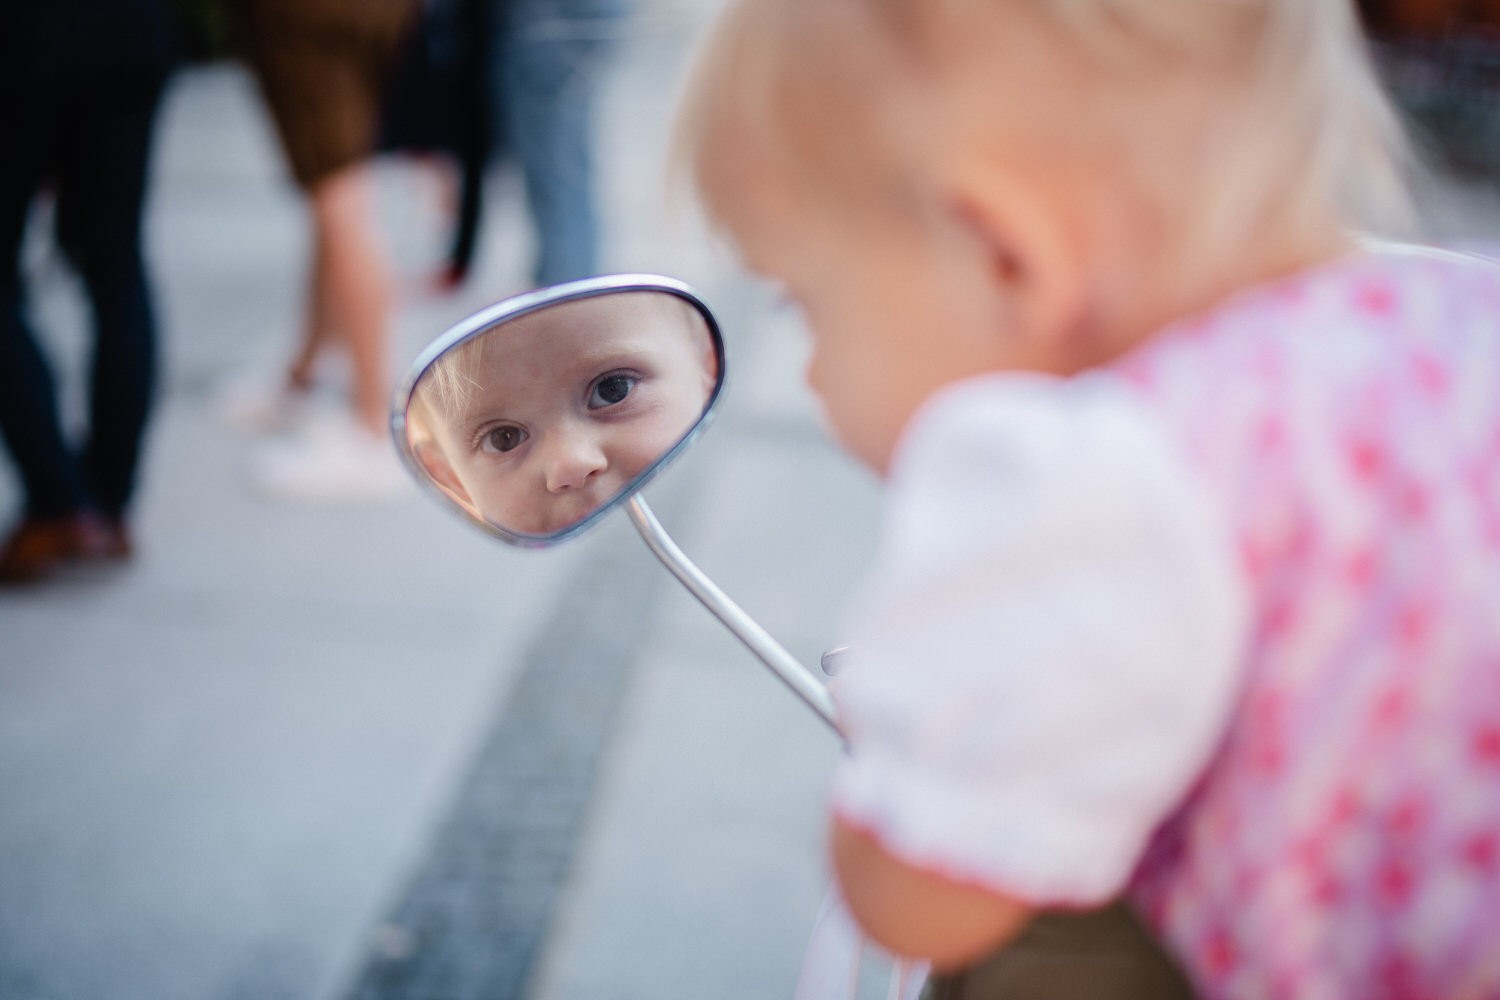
[416,331,491,418]
[677,0,1412,277]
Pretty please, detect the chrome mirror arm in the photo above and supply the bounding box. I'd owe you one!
[626,497,841,734]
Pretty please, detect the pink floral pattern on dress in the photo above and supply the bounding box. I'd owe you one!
[1112,251,1500,999]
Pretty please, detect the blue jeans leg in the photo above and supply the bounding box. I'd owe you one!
[497,1,621,287]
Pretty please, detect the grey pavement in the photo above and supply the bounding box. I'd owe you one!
[0,2,884,999]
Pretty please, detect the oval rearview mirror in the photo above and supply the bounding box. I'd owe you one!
[392,275,724,546]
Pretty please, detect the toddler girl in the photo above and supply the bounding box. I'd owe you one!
[677,0,1500,996]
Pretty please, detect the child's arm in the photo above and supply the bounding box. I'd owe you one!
[832,817,1033,970]
[822,378,1250,968]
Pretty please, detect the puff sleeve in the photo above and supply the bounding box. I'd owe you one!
[830,374,1250,906]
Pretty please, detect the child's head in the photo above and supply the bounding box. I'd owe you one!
[410,291,717,535]
[677,0,1409,471]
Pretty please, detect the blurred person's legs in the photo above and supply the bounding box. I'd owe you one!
[307,163,393,435]
[429,0,494,287]
[237,0,414,499]
[496,0,623,288]
[55,72,168,524]
[0,70,165,582]
[0,152,91,523]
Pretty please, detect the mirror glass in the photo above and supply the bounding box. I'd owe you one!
[396,281,723,545]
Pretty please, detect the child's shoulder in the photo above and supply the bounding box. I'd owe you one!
[1194,242,1499,344]
[1287,242,1500,328]
[1113,244,1500,402]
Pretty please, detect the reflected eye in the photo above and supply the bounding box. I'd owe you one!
[482,425,529,453]
[589,372,640,409]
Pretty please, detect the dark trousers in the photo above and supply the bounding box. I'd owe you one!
[0,68,167,519]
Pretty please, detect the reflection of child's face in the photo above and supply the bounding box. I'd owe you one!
[419,294,715,535]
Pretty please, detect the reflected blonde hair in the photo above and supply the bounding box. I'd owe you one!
[676,0,1411,278]
[416,333,491,418]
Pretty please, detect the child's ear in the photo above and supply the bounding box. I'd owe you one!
[942,166,1086,353]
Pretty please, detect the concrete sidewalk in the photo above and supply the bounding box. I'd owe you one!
[0,2,884,998]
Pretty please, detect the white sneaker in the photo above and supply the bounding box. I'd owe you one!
[216,370,315,434]
[250,410,410,503]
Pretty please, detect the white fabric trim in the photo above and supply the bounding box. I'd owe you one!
[829,373,1250,906]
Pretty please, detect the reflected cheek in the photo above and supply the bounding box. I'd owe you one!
[469,468,530,524]
[607,422,673,482]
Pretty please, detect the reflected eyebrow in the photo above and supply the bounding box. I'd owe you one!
[572,344,658,371]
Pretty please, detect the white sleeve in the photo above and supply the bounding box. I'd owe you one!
[829,374,1250,907]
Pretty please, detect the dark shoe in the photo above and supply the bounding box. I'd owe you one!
[0,513,119,584]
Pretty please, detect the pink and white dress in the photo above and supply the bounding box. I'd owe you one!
[826,247,1500,999]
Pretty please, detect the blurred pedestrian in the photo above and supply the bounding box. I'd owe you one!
[227,0,417,501]
[0,0,176,584]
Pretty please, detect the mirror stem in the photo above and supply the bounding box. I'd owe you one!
[626,497,841,735]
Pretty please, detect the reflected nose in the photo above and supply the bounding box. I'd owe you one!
[543,428,608,493]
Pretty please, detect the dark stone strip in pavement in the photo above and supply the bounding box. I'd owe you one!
[337,495,685,1000]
